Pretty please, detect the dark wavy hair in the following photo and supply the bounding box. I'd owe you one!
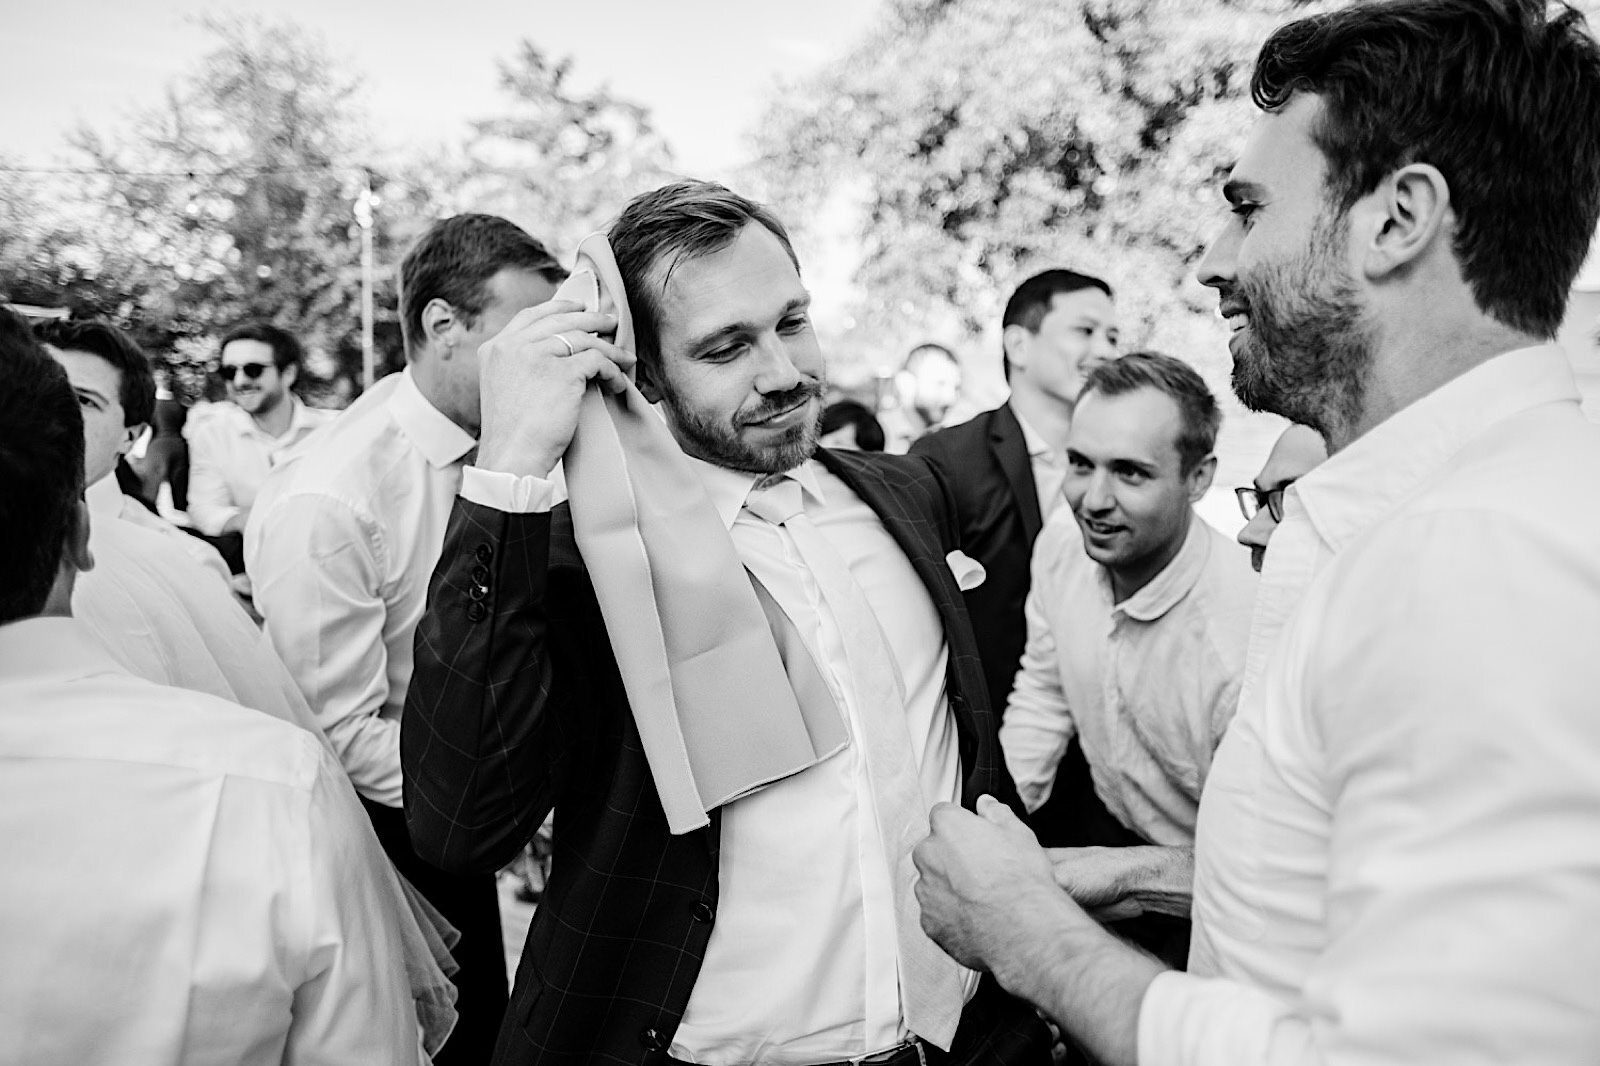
[1253,0,1600,338]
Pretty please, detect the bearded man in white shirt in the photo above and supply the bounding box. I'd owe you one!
[185,321,336,547]
[246,213,567,1065]
[913,1,1600,1063]
[1000,351,1256,968]
[0,305,426,1065]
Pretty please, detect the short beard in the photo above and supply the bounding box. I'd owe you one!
[1231,211,1374,440]
[661,375,825,475]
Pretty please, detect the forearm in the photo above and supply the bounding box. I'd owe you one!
[402,499,567,872]
[995,899,1166,1066]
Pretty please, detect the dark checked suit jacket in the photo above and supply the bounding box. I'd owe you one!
[402,447,1050,1066]
[911,405,1122,850]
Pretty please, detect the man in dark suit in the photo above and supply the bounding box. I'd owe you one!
[403,181,1050,1065]
[910,270,1118,847]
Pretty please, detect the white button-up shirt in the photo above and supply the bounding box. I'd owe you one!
[0,617,423,1065]
[1001,509,1256,844]
[1014,406,1067,521]
[246,369,474,807]
[85,473,233,585]
[1139,345,1600,1064]
[185,396,336,535]
[460,456,973,1063]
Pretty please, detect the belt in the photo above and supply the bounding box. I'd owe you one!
[667,1038,933,1066]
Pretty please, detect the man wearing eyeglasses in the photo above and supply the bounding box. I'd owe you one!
[184,322,336,544]
[1233,423,1325,574]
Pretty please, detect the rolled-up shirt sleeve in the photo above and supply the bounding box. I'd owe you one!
[1137,512,1600,1065]
[249,491,401,806]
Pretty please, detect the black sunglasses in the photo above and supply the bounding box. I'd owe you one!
[223,362,272,382]
[1235,486,1287,523]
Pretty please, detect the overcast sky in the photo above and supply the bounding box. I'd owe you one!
[2,0,886,178]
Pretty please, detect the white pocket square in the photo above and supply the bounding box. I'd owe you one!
[945,549,986,591]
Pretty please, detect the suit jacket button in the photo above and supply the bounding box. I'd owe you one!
[466,602,488,623]
[470,564,490,584]
[690,900,714,923]
[639,1027,667,1051]
[474,543,494,563]
[468,583,489,602]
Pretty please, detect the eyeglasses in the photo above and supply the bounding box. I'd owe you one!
[1235,486,1288,523]
[223,362,272,382]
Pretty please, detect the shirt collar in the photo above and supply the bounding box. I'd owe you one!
[0,617,127,686]
[688,455,828,531]
[1113,514,1213,622]
[389,367,477,469]
[1295,345,1577,552]
[1012,406,1053,461]
[85,473,123,520]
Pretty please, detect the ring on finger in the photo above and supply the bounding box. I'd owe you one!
[555,332,577,357]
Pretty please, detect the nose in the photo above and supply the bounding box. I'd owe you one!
[753,335,803,394]
[1236,512,1276,571]
[1089,329,1117,363]
[1080,470,1115,514]
[1196,220,1238,292]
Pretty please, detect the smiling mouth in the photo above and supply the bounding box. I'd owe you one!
[1081,517,1124,537]
[1219,302,1251,334]
[746,396,812,426]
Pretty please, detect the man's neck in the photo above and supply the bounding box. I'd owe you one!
[1329,307,1542,454]
[251,393,295,439]
[1008,380,1073,453]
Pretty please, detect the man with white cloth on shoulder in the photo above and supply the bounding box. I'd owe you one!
[0,306,427,1065]
[912,1,1600,1063]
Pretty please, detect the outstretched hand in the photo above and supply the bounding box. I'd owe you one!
[475,298,637,479]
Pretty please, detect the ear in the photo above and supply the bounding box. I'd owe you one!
[65,498,93,573]
[280,362,299,389]
[1186,454,1217,503]
[636,357,664,405]
[1358,163,1452,281]
[1001,324,1030,376]
[117,421,147,459]
[420,297,459,355]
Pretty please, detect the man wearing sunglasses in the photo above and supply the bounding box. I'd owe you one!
[185,322,335,545]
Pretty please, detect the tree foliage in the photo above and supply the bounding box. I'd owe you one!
[751,0,1336,389]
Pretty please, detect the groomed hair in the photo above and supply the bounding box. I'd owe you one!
[1079,351,1221,474]
[608,180,801,375]
[399,214,566,359]
[820,399,886,452]
[1253,0,1600,338]
[904,342,958,372]
[219,321,305,373]
[34,317,156,429]
[1001,269,1113,379]
[0,306,85,624]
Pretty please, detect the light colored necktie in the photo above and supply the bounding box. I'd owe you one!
[742,476,967,1050]
[559,235,849,834]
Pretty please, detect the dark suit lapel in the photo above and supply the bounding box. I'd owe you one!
[991,404,1042,541]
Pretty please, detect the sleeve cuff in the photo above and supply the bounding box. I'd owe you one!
[461,465,557,514]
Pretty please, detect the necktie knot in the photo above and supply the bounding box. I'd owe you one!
[743,475,804,527]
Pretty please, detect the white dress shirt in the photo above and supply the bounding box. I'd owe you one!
[460,457,974,1063]
[246,369,473,807]
[86,472,232,586]
[1001,509,1256,844]
[1013,405,1067,521]
[1139,345,1600,1064]
[185,396,336,535]
[0,617,423,1065]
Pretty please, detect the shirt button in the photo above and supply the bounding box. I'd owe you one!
[474,543,494,563]
[466,602,488,623]
[638,1027,667,1051]
[690,900,714,923]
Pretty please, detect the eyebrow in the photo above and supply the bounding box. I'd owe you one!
[1223,179,1268,205]
[684,294,812,356]
[71,384,112,408]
